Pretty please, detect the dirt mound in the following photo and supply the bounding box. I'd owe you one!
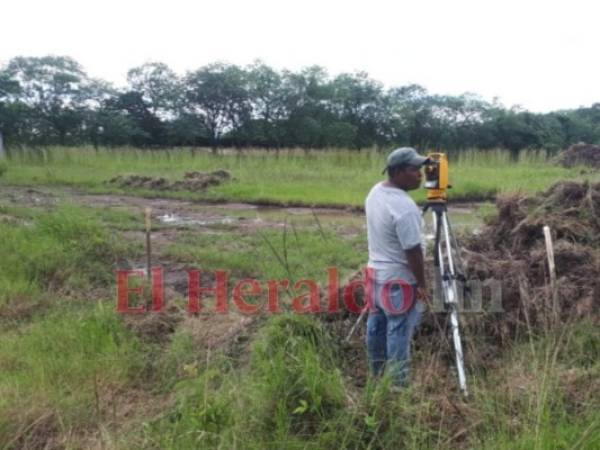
[109,175,170,190]
[464,181,600,340]
[172,169,231,190]
[108,170,231,191]
[557,143,600,168]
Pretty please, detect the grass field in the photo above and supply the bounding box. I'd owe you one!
[2,147,598,206]
[0,147,598,448]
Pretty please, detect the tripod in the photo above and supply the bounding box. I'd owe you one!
[423,201,468,396]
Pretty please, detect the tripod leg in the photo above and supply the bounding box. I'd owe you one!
[440,211,469,396]
[449,305,468,395]
[345,308,367,343]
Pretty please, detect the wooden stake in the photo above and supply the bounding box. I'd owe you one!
[543,225,558,321]
[145,207,152,283]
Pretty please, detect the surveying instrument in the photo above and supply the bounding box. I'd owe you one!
[423,153,468,396]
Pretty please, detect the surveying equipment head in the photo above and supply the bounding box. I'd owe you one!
[424,153,450,202]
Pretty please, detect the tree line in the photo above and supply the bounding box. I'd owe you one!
[1,55,600,154]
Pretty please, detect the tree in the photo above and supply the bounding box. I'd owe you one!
[85,108,144,147]
[127,62,180,119]
[329,72,385,148]
[481,109,543,157]
[243,61,288,147]
[184,63,250,151]
[5,56,92,144]
[387,84,436,149]
[427,93,491,150]
[3,55,600,153]
[280,66,333,148]
[106,91,166,146]
[0,69,23,150]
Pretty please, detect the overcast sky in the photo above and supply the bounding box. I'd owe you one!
[1,0,597,112]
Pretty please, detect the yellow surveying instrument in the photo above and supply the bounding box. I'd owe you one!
[424,152,450,202]
[423,152,468,396]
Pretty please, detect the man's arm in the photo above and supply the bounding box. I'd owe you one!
[395,208,429,302]
[406,244,430,303]
[405,244,426,288]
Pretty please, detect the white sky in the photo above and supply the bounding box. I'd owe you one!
[1,0,598,112]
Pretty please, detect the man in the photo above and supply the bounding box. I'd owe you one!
[365,147,430,386]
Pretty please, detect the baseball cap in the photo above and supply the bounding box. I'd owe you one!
[382,147,430,174]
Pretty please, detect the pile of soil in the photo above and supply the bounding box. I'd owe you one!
[557,143,600,168]
[108,170,231,191]
[463,181,600,341]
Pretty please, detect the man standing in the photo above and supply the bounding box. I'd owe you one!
[365,147,430,386]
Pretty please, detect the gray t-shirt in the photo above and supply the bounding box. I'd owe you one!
[365,182,423,284]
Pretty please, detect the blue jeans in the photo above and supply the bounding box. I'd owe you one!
[366,281,424,386]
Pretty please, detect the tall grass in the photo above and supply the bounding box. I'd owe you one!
[144,315,348,449]
[474,318,600,449]
[453,148,551,165]
[0,202,161,448]
[0,303,148,449]
[136,312,599,450]
[2,146,598,206]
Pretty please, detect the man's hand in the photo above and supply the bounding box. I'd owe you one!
[406,245,428,304]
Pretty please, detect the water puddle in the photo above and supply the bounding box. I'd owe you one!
[158,213,236,227]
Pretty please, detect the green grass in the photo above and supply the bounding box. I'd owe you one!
[165,226,365,283]
[138,314,600,450]
[2,146,598,206]
[0,204,133,311]
[0,202,162,448]
[0,303,148,449]
[144,315,348,449]
[470,321,600,450]
[1,147,598,448]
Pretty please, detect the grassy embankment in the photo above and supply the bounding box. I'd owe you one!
[2,147,599,206]
[0,148,598,448]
